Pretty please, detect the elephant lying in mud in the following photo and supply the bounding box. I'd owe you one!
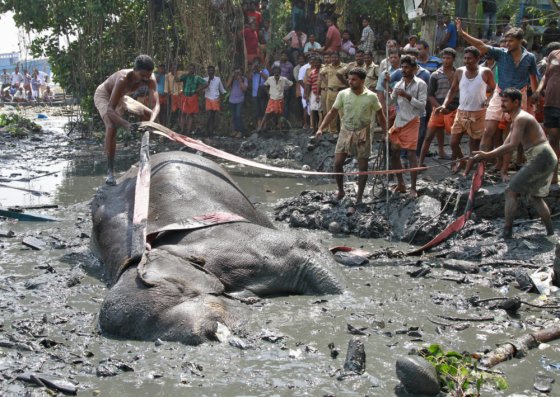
[91,151,343,345]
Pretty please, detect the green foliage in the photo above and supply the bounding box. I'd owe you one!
[420,344,508,397]
[0,113,42,138]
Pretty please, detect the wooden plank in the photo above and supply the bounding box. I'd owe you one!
[129,131,151,262]
[0,183,49,196]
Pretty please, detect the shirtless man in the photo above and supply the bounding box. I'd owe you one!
[94,55,160,185]
[473,88,557,239]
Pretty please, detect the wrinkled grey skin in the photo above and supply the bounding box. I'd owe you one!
[91,151,343,345]
[396,356,441,396]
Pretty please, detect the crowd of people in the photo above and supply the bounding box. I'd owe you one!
[97,2,560,239]
[1,66,53,103]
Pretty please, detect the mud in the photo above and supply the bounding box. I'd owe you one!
[1,109,560,396]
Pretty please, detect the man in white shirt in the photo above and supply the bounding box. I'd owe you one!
[13,87,26,102]
[297,57,311,128]
[203,65,226,136]
[11,66,23,89]
[1,69,11,91]
[258,65,293,130]
[389,55,428,198]
[303,33,322,54]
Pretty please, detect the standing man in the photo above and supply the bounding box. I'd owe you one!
[249,59,270,128]
[439,15,457,50]
[320,52,347,134]
[376,49,400,127]
[535,43,560,184]
[203,65,227,136]
[457,18,538,181]
[473,88,557,239]
[93,55,160,185]
[315,67,387,205]
[416,40,442,73]
[283,27,307,64]
[363,51,379,91]
[154,63,167,125]
[164,64,185,129]
[258,65,293,131]
[272,51,294,120]
[388,55,427,198]
[323,18,342,54]
[482,0,497,40]
[176,64,206,135]
[305,56,322,131]
[437,46,495,175]
[419,48,458,166]
[10,66,22,90]
[227,69,248,136]
[358,17,375,55]
[297,54,312,129]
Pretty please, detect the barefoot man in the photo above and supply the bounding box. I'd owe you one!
[436,46,495,175]
[315,67,386,205]
[94,55,160,185]
[472,88,557,239]
[389,55,427,198]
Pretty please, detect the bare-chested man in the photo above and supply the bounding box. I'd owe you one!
[94,55,160,185]
[473,88,557,239]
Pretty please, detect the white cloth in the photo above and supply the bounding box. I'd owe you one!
[203,76,226,100]
[298,63,311,96]
[309,92,322,111]
[264,76,293,100]
[391,76,427,128]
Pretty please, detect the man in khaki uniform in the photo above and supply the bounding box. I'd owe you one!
[364,51,379,91]
[319,53,331,120]
[320,52,347,133]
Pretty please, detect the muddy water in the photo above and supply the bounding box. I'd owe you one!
[0,115,559,396]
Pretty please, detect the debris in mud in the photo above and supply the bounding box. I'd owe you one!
[336,338,366,380]
[22,236,46,250]
[328,342,340,359]
[96,358,134,377]
[260,329,285,343]
[16,372,78,395]
[534,373,555,393]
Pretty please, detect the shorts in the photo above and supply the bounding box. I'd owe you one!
[486,88,528,121]
[206,98,221,111]
[543,106,560,129]
[509,141,557,197]
[335,126,371,159]
[427,109,457,133]
[451,109,486,140]
[171,94,184,112]
[182,94,199,114]
[94,84,125,123]
[389,117,420,150]
[265,98,284,114]
[309,92,322,111]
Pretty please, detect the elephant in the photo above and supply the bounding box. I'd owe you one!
[91,151,343,345]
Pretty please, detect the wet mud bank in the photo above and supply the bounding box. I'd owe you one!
[1,112,560,396]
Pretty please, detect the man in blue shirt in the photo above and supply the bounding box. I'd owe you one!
[457,17,538,180]
[154,64,167,125]
[249,59,270,128]
[416,40,442,73]
[439,15,457,49]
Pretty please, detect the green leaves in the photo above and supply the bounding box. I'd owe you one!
[420,343,508,396]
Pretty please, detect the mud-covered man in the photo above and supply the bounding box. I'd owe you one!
[315,67,386,207]
[473,88,557,239]
[94,55,160,185]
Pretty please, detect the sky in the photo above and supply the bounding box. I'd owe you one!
[0,12,21,54]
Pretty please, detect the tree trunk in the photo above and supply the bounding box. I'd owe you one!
[420,0,438,51]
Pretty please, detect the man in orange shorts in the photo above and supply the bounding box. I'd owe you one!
[389,55,427,198]
[437,46,496,175]
[258,65,293,131]
[176,64,207,134]
[203,65,226,136]
[419,48,458,166]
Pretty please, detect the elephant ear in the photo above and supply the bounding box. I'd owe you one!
[137,249,225,296]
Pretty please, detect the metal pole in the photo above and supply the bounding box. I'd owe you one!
[385,45,390,217]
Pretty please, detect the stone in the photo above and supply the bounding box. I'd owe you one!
[396,356,440,396]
